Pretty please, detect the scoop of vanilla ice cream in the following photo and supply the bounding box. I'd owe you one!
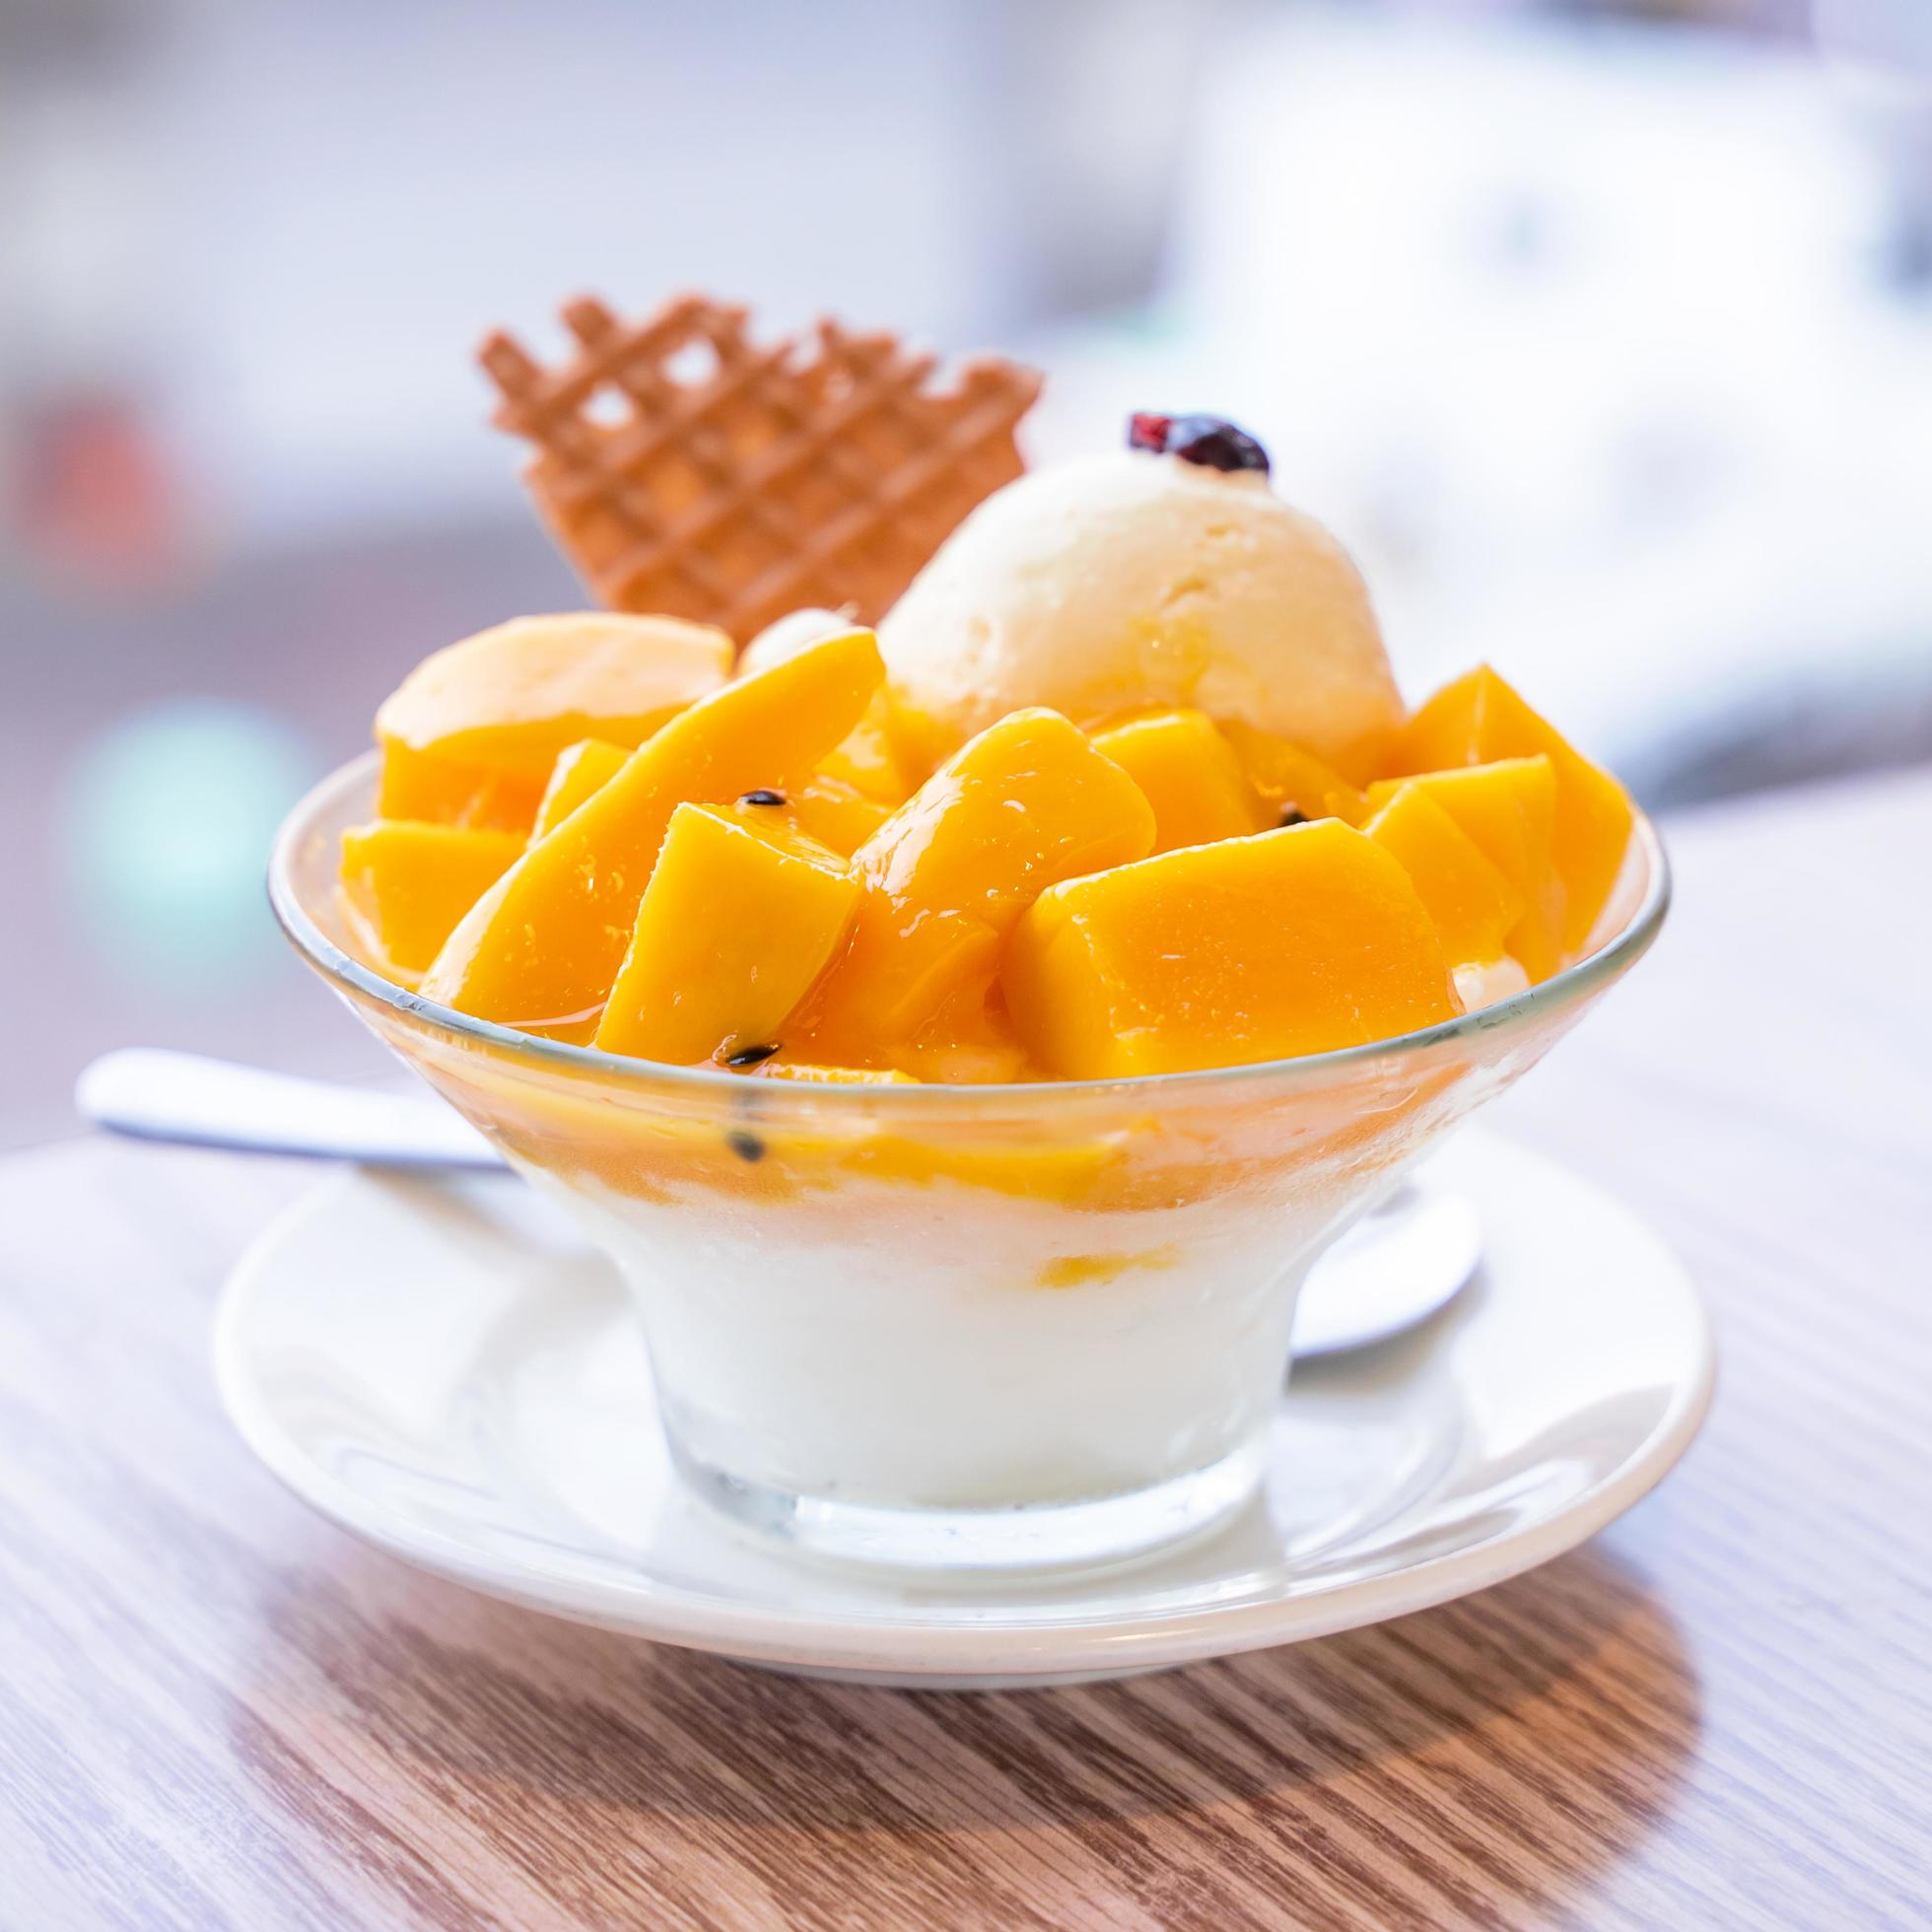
[878,450,1404,778]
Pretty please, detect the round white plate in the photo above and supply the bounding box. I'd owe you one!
[215,1131,1713,1689]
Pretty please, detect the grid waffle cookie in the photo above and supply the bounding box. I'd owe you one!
[479,293,1042,642]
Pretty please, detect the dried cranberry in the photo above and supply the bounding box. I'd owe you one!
[1125,412,1270,475]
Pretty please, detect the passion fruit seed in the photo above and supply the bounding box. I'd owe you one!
[726,1129,766,1163]
[723,1041,781,1068]
[737,789,787,807]
[1126,411,1270,475]
[1279,805,1310,827]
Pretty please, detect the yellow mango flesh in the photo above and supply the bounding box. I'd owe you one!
[338,821,524,981]
[736,617,912,804]
[802,708,1157,1054]
[757,1062,919,1085]
[1003,819,1457,1079]
[1366,756,1563,983]
[530,737,631,841]
[1220,723,1368,826]
[377,612,733,779]
[1089,712,1269,854]
[780,776,893,858]
[819,691,911,804]
[1389,665,1633,950]
[1365,781,1525,966]
[421,628,883,1029]
[594,803,861,1065]
[377,744,546,836]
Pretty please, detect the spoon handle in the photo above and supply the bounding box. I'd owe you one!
[75,1050,505,1171]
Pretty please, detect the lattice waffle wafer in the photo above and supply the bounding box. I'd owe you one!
[479,294,1042,643]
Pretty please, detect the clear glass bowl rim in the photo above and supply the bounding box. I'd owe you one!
[270,750,1671,1113]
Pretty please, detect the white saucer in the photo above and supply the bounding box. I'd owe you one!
[215,1130,1713,1689]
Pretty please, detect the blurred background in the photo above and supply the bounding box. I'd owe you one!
[3,0,1928,1147]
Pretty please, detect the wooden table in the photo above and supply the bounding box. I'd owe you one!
[4,770,1927,1930]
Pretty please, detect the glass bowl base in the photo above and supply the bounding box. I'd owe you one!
[668,1436,1271,1576]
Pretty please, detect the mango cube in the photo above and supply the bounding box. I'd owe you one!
[782,776,893,858]
[376,746,546,837]
[594,804,861,1065]
[1220,722,1367,826]
[1365,782,1525,966]
[530,738,632,841]
[1366,756,1563,982]
[737,616,912,803]
[338,821,524,981]
[757,1062,919,1086]
[1003,819,1457,1078]
[819,691,912,805]
[804,708,1157,1051]
[1089,712,1269,853]
[421,628,883,1027]
[1389,665,1633,950]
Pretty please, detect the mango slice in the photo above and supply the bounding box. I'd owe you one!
[420,628,884,1028]
[594,803,860,1065]
[1366,756,1563,982]
[530,737,631,841]
[338,821,525,981]
[802,708,1157,1055]
[738,613,912,804]
[1365,781,1525,967]
[1089,712,1269,854]
[377,612,733,777]
[1220,722,1367,826]
[376,746,546,837]
[1003,819,1456,1079]
[1388,665,1633,950]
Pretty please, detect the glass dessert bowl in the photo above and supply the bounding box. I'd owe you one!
[271,752,1668,1572]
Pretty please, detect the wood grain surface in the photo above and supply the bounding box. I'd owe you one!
[2,769,1928,1931]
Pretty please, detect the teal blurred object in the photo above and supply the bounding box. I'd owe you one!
[64,701,320,986]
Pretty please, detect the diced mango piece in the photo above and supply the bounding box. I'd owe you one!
[378,609,731,769]
[1388,665,1633,950]
[881,982,1030,1085]
[740,613,914,806]
[1366,756,1563,983]
[781,775,893,858]
[1089,712,1269,853]
[757,1062,919,1085]
[1003,820,1457,1079]
[1365,781,1525,967]
[530,737,631,841]
[594,804,861,1064]
[338,821,524,981]
[421,629,883,1027]
[376,744,546,836]
[803,709,1157,1052]
[820,692,912,805]
[1220,722,1368,826]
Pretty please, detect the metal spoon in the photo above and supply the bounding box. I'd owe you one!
[75,1049,1480,1355]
